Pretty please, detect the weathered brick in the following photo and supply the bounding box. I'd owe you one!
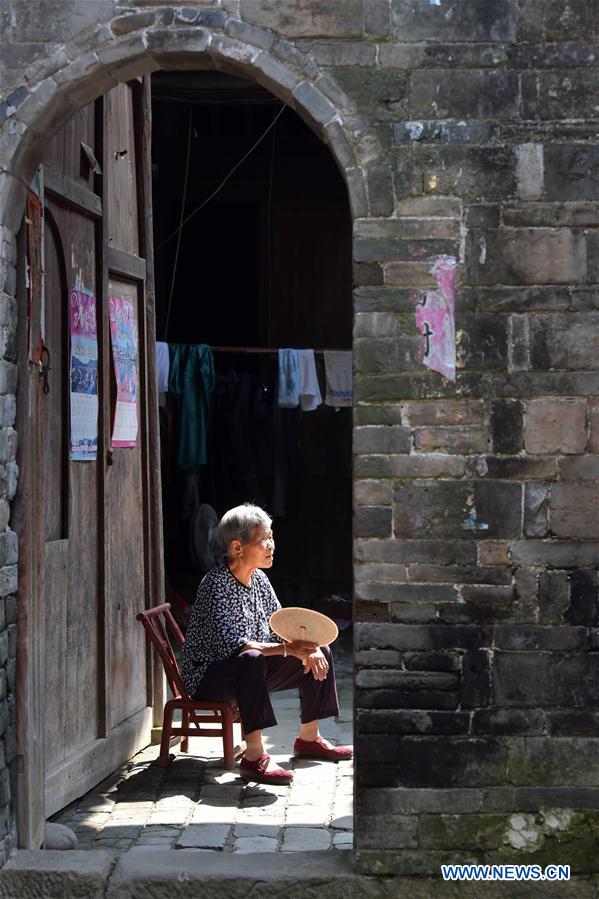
[525,398,587,455]
[355,454,467,479]
[393,481,522,540]
[355,539,478,566]
[471,709,546,735]
[456,314,508,371]
[392,0,517,42]
[397,737,509,788]
[355,622,488,651]
[530,313,599,371]
[494,653,599,707]
[354,337,422,373]
[491,399,523,454]
[413,146,516,202]
[524,482,550,538]
[510,540,599,568]
[410,71,518,119]
[358,709,468,735]
[355,813,418,849]
[413,427,489,455]
[419,813,507,850]
[467,228,587,286]
[354,425,411,454]
[241,0,363,37]
[551,485,599,539]
[354,506,392,538]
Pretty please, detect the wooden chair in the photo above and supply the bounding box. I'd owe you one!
[136,603,241,768]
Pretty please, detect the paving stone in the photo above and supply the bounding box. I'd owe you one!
[175,824,231,850]
[333,831,354,848]
[282,827,333,852]
[233,836,279,853]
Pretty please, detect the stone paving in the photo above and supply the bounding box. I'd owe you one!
[51,632,353,856]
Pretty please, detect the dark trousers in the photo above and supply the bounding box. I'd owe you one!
[193,645,340,734]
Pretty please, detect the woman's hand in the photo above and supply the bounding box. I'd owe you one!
[305,648,329,681]
[285,640,318,665]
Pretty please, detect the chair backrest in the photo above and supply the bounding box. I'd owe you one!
[137,603,190,701]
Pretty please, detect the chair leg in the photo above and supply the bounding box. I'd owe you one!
[181,709,189,754]
[160,702,176,767]
[222,706,234,770]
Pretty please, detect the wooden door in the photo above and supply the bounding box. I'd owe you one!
[15,78,163,844]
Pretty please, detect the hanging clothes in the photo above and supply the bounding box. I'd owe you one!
[297,349,322,412]
[168,343,215,471]
[278,348,299,407]
[324,350,352,408]
[155,341,170,394]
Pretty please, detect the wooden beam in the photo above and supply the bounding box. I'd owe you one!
[43,165,102,219]
[106,245,146,281]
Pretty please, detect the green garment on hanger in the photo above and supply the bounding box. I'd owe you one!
[168,343,215,471]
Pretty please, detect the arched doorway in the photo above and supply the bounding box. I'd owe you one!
[6,29,381,849]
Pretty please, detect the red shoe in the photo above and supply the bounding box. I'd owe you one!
[239,753,294,786]
[294,735,353,761]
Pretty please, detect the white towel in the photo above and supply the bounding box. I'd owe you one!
[324,351,352,407]
[156,341,170,394]
[297,349,322,412]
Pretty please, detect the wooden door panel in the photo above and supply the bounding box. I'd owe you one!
[106,276,147,729]
[105,83,139,257]
[43,540,68,770]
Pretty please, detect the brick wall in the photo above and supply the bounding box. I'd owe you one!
[1,0,599,879]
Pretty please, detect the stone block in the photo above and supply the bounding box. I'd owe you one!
[467,228,587,286]
[524,482,550,538]
[419,813,507,850]
[354,403,404,426]
[240,0,363,37]
[407,564,510,586]
[345,168,368,219]
[353,263,383,289]
[471,709,545,735]
[559,455,599,481]
[413,427,488,455]
[495,625,587,651]
[323,121,356,171]
[534,70,599,120]
[366,165,394,217]
[507,737,599,786]
[354,506,392,538]
[393,481,522,539]
[516,143,544,201]
[356,787,483,816]
[530,313,599,371]
[354,539,478,566]
[252,52,300,98]
[551,484,599,539]
[299,40,376,67]
[356,582,457,604]
[510,540,599,568]
[491,399,523,454]
[456,314,508,371]
[460,649,491,709]
[391,0,517,42]
[525,398,587,454]
[565,569,599,626]
[331,68,409,120]
[397,737,509,788]
[358,709,469,736]
[354,563,407,585]
[548,711,599,736]
[405,400,484,427]
[354,337,422,373]
[538,570,570,625]
[355,814,417,850]
[413,146,516,201]
[355,622,488,651]
[354,479,393,507]
[354,425,411,454]
[364,0,390,37]
[494,652,599,707]
[544,144,599,201]
[355,453,467,479]
[410,71,518,119]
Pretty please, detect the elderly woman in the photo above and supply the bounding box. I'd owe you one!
[181,503,352,785]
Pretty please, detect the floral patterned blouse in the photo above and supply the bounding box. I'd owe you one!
[181,562,282,698]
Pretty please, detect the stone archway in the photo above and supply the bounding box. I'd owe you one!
[0,17,389,234]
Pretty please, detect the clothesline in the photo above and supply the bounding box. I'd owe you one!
[210,345,351,354]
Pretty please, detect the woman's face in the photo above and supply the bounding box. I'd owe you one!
[240,524,275,569]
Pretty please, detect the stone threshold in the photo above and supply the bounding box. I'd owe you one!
[0,849,391,898]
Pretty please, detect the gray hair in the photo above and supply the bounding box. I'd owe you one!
[215,504,272,561]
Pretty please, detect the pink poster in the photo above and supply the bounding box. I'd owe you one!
[69,288,98,460]
[415,255,457,382]
[109,294,138,448]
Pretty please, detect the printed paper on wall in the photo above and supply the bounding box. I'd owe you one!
[109,293,138,448]
[69,288,98,460]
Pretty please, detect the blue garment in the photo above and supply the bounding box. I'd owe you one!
[278,348,299,408]
[168,343,215,471]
